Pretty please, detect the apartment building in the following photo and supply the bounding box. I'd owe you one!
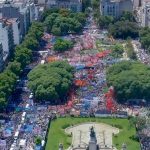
[0,43,4,71]
[100,0,133,18]
[38,0,82,12]
[0,18,14,60]
[141,0,150,27]
[133,0,150,27]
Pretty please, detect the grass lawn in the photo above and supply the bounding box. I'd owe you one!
[45,117,140,150]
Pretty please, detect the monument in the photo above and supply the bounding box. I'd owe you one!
[88,126,98,150]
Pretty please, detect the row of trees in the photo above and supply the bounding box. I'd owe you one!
[44,9,86,36]
[106,61,150,103]
[28,61,74,103]
[0,22,44,111]
[53,38,73,52]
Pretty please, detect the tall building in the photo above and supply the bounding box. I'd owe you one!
[40,0,82,12]
[100,0,133,18]
[0,0,40,40]
[0,18,14,60]
[0,3,30,38]
[0,43,4,71]
[134,0,150,27]
[141,0,150,27]
[9,18,21,45]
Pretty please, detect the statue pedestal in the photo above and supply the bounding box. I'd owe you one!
[89,141,97,150]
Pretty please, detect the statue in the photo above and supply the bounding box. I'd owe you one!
[89,126,97,150]
[90,126,96,138]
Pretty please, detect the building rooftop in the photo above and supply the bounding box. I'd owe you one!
[0,17,17,25]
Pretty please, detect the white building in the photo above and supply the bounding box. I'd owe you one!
[9,18,21,45]
[0,18,14,60]
[141,0,150,27]
[134,0,150,27]
[0,21,9,55]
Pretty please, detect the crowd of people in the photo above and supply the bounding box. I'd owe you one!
[0,12,149,150]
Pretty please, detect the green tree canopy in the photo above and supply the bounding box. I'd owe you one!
[6,61,22,76]
[53,38,73,52]
[126,40,137,60]
[108,21,139,39]
[44,9,86,35]
[28,61,74,103]
[106,61,150,103]
[98,15,114,29]
[140,27,150,51]
[119,11,135,22]
[14,45,32,69]
[111,43,124,58]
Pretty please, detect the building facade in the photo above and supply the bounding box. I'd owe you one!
[141,0,150,27]
[100,0,133,18]
[0,3,30,39]
[46,0,82,12]
[134,0,150,27]
[0,18,14,60]
[0,0,40,39]
[0,43,4,71]
[9,18,21,45]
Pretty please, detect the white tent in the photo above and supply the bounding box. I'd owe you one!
[41,140,45,147]
[25,104,29,109]
[22,112,26,118]
[19,139,26,147]
[40,60,45,64]
[14,131,19,138]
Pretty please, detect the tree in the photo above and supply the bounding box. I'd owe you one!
[111,43,124,58]
[28,61,74,103]
[35,136,42,145]
[106,61,150,103]
[44,15,57,33]
[60,22,69,35]
[51,26,61,36]
[140,27,150,51]
[23,37,39,50]
[0,70,17,99]
[28,22,44,41]
[14,46,32,69]
[44,9,86,35]
[119,11,135,22]
[6,61,22,76]
[82,0,91,12]
[41,8,59,21]
[98,15,114,28]
[73,21,82,33]
[59,9,70,17]
[53,38,73,52]
[126,40,137,60]
[0,97,7,112]
[109,21,139,39]
[0,21,44,112]
[75,13,86,25]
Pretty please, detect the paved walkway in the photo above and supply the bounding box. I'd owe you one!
[65,122,119,150]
